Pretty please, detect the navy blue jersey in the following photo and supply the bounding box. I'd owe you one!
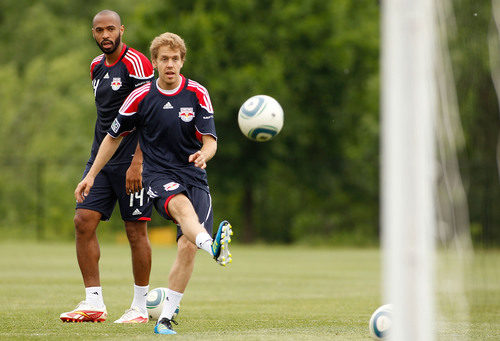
[108,75,216,187]
[89,44,154,165]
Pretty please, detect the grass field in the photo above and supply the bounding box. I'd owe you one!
[0,241,498,340]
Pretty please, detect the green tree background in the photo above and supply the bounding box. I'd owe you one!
[0,0,498,245]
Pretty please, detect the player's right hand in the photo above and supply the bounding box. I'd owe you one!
[125,162,143,194]
[75,176,95,203]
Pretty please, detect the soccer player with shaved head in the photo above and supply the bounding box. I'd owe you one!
[60,10,154,324]
[74,31,233,335]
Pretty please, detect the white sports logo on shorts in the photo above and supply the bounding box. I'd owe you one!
[163,182,180,191]
[147,187,159,198]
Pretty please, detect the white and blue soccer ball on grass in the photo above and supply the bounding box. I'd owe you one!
[146,287,179,321]
[238,95,284,142]
[369,304,393,339]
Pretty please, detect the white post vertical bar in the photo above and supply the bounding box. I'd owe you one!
[381,0,436,340]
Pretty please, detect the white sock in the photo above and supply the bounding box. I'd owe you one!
[131,284,149,314]
[195,231,213,255]
[158,289,183,320]
[85,286,105,308]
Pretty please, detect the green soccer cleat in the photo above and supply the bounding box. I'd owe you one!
[212,220,233,266]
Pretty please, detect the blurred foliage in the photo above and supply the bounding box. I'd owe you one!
[0,0,498,246]
[448,0,500,246]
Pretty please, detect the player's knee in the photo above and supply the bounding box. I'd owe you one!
[177,236,197,258]
[74,212,99,235]
[124,221,148,245]
[168,195,195,223]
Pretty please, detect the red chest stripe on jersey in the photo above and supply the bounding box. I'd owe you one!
[187,80,213,113]
[90,54,104,79]
[123,48,154,80]
[119,83,151,115]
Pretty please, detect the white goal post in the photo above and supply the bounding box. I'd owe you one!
[381,1,436,340]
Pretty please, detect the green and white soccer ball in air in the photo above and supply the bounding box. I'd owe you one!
[238,95,284,142]
[369,304,393,339]
[146,287,179,321]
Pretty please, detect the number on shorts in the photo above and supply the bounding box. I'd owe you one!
[129,188,144,207]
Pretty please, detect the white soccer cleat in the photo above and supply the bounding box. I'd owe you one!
[212,221,233,266]
[114,306,148,324]
[60,301,107,322]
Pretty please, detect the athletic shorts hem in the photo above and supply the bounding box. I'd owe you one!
[123,216,152,222]
[75,206,111,221]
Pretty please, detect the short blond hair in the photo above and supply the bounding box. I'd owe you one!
[150,32,187,61]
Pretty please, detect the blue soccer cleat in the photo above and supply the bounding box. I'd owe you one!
[212,220,233,266]
[154,317,177,335]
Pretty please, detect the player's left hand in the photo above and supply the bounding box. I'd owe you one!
[189,150,207,169]
[126,163,143,194]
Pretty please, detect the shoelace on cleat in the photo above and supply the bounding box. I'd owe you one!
[158,317,178,329]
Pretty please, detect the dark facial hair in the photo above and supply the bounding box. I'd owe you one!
[95,34,121,55]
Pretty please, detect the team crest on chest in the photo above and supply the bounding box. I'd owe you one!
[179,107,195,122]
[111,77,122,91]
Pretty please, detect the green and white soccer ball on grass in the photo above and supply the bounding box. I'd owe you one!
[238,95,284,142]
[369,304,393,339]
[146,287,179,321]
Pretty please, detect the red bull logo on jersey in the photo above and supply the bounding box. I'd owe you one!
[111,77,122,91]
[163,182,180,192]
[179,107,195,122]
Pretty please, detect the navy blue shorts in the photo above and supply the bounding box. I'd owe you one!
[76,162,153,221]
[145,176,213,240]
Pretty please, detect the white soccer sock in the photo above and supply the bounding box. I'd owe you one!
[195,231,213,255]
[85,286,105,308]
[158,289,183,320]
[131,284,149,314]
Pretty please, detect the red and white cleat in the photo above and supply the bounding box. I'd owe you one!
[114,307,148,324]
[60,301,107,322]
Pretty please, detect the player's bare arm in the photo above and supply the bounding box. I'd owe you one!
[188,135,217,169]
[75,134,124,202]
[126,142,144,194]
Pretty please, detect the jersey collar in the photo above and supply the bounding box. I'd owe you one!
[104,44,127,67]
[156,75,185,96]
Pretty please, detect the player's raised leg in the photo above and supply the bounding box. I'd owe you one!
[60,209,107,322]
[165,194,233,265]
